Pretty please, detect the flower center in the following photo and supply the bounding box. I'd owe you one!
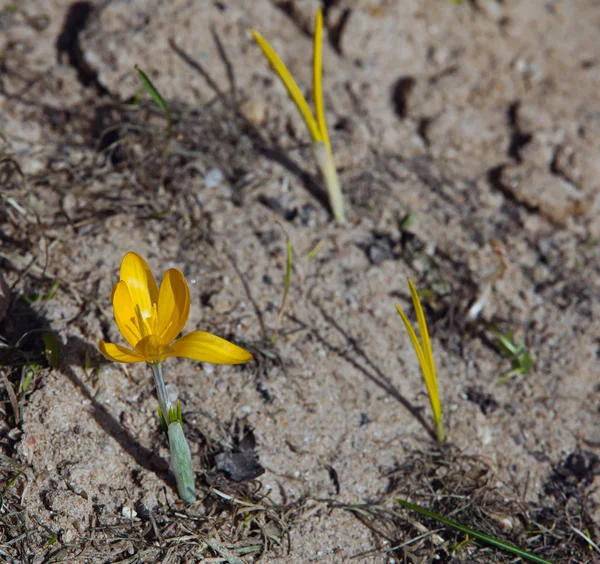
[135,335,173,363]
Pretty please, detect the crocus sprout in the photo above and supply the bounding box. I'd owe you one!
[134,65,173,142]
[395,279,445,443]
[252,9,345,224]
[99,252,252,502]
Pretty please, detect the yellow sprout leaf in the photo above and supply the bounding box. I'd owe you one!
[313,9,329,151]
[396,279,444,442]
[251,29,322,143]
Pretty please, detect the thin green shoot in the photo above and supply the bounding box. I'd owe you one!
[157,406,169,437]
[44,279,59,302]
[451,533,474,555]
[167,400,183,425]
[134,65,173,141]
[135,65,170,117]
[44,534,58,547]
[489,325,533,383]
[84,347,92,373]
[156,401,183,437]
[570,526,600,554]
[20,364,37,394]
[254,347,278,360]
[42,332,59,368]
[0,368,19,423]
[210,487,268,509]
[577,236,599,250]
[150,209,170,219]
[272,232,293,342]
[252,9,345,224]
[6,472,21,489]
[83,346,101,387]
[305,239,324,261]
[395,279,445,443]
[398,211,418,231]
[21,292,40,305]
[395,497,556,564]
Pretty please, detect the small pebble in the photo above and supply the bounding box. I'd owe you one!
[8,428,22,440]
[122,506,137,519]
[239,98,267,126]
[367,239,393,266]
[214,378,227,393]
[204,168,224,188]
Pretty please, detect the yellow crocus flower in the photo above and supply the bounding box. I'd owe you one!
[98,252,252,365]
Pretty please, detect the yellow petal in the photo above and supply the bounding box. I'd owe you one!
[111,281,141,348]
[98,340,145,363]
[120,252,159,318]
[157,269,190,344]
[171,331,253,364]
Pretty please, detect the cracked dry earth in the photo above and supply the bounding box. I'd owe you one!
[1,1,599,563]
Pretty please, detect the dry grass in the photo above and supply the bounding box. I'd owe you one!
[330,445,598,563]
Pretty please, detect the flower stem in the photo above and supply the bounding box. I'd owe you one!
[148,363,196,502]
[149,362,172,416]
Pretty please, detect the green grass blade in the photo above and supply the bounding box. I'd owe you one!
[395,498,555,564]
[135,65,171,118]
[284,239,292,297]
[43,332,59,368]
[489,326,521,356]
[157,406,169,436]
[20,365,35,394]
[44,279,59,302]
[272,235,293,342]
[6,472,21,488]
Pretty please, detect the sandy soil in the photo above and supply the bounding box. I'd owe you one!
[1,1,599,562]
